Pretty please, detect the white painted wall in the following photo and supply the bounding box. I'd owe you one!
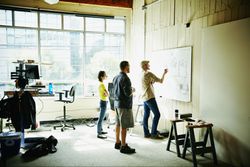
[132,0,250,166]
[201,18,250,166]
[34,97,100,122]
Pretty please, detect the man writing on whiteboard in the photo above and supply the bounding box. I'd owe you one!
[140,60,168,139]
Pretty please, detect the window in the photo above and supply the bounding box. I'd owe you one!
[40,30,84,94]
[0,10,12,26]
[0,27,38,95]
[7,28,38,46]
[0,9,125,97]
[85,18,105,32]
[84,33,123,96]
[14,11,38,27]
[106,19,125,33]
[64,15,84,31]
[40,13,61,29]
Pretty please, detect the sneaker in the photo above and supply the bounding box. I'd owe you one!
[101,131,108,134]
[114,142,121,150]
[151,134,164,139]
[97,134,107,139]
[120,145,136,154]
[144,134,151,138]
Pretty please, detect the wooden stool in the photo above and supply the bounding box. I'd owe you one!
[129,104,143,135]
[134,104,144,124]
[182,122,217,167]
[166,119,187,157]
[134,103,153,122]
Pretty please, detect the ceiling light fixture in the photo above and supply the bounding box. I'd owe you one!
[44,0,59,5]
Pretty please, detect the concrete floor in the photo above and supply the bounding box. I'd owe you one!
[1,121,233,167]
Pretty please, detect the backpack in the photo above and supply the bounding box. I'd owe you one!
[108,83,114,110]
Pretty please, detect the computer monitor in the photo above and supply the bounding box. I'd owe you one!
[25,65,40,79]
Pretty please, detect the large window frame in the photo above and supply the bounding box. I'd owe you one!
[0,8,126,97]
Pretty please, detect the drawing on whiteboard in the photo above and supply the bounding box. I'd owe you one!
[149,46,192,102]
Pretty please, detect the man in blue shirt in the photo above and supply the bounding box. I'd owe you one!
[113,61,135,154]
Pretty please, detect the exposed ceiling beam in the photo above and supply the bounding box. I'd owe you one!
[0,0,132,17]
[60,0,133,8]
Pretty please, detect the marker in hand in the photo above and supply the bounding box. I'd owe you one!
[164,68,168,74]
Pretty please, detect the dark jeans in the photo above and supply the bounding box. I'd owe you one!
[143,98,161,136]
[97,100,107,134]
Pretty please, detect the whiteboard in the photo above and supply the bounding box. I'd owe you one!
[149,46,192,102]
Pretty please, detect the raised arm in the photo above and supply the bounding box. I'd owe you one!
[150,69,168,84]
[159,68,168,83]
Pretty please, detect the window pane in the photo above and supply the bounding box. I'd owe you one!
[85,17,104,32]
[85,33,122,96]
[15,11,38,27]
[0,28,38,96]
[0,28,7,44]
[40,13,61,29]
[86,33,104,47]
[104,34,125,57]
[40,30,84,95]
[106,19,125,33]
[1,28,38,46]
[64,15,84,31]
[0,10,12,26]
[40,30,66,46]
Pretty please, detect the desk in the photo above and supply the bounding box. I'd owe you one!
[4,90,54,97]
[4,90,38,97]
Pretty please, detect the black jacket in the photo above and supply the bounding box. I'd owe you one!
[113,72,133,109]
[5,91,36,131]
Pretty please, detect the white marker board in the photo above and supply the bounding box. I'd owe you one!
[149,46,192,102]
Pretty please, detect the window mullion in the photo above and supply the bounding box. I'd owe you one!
[11,10,14,26]
[38,11,42,76]
[83,17,86,96]
[61,13,64,30]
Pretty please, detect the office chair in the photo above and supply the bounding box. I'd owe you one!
[54,85,76,132]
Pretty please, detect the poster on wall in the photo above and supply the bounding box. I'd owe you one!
[149,46,192,102]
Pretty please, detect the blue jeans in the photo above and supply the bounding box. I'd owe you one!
[97,100,107,134]
[143,98,161,136]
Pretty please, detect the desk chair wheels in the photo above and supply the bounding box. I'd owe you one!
[53,120,75,132]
